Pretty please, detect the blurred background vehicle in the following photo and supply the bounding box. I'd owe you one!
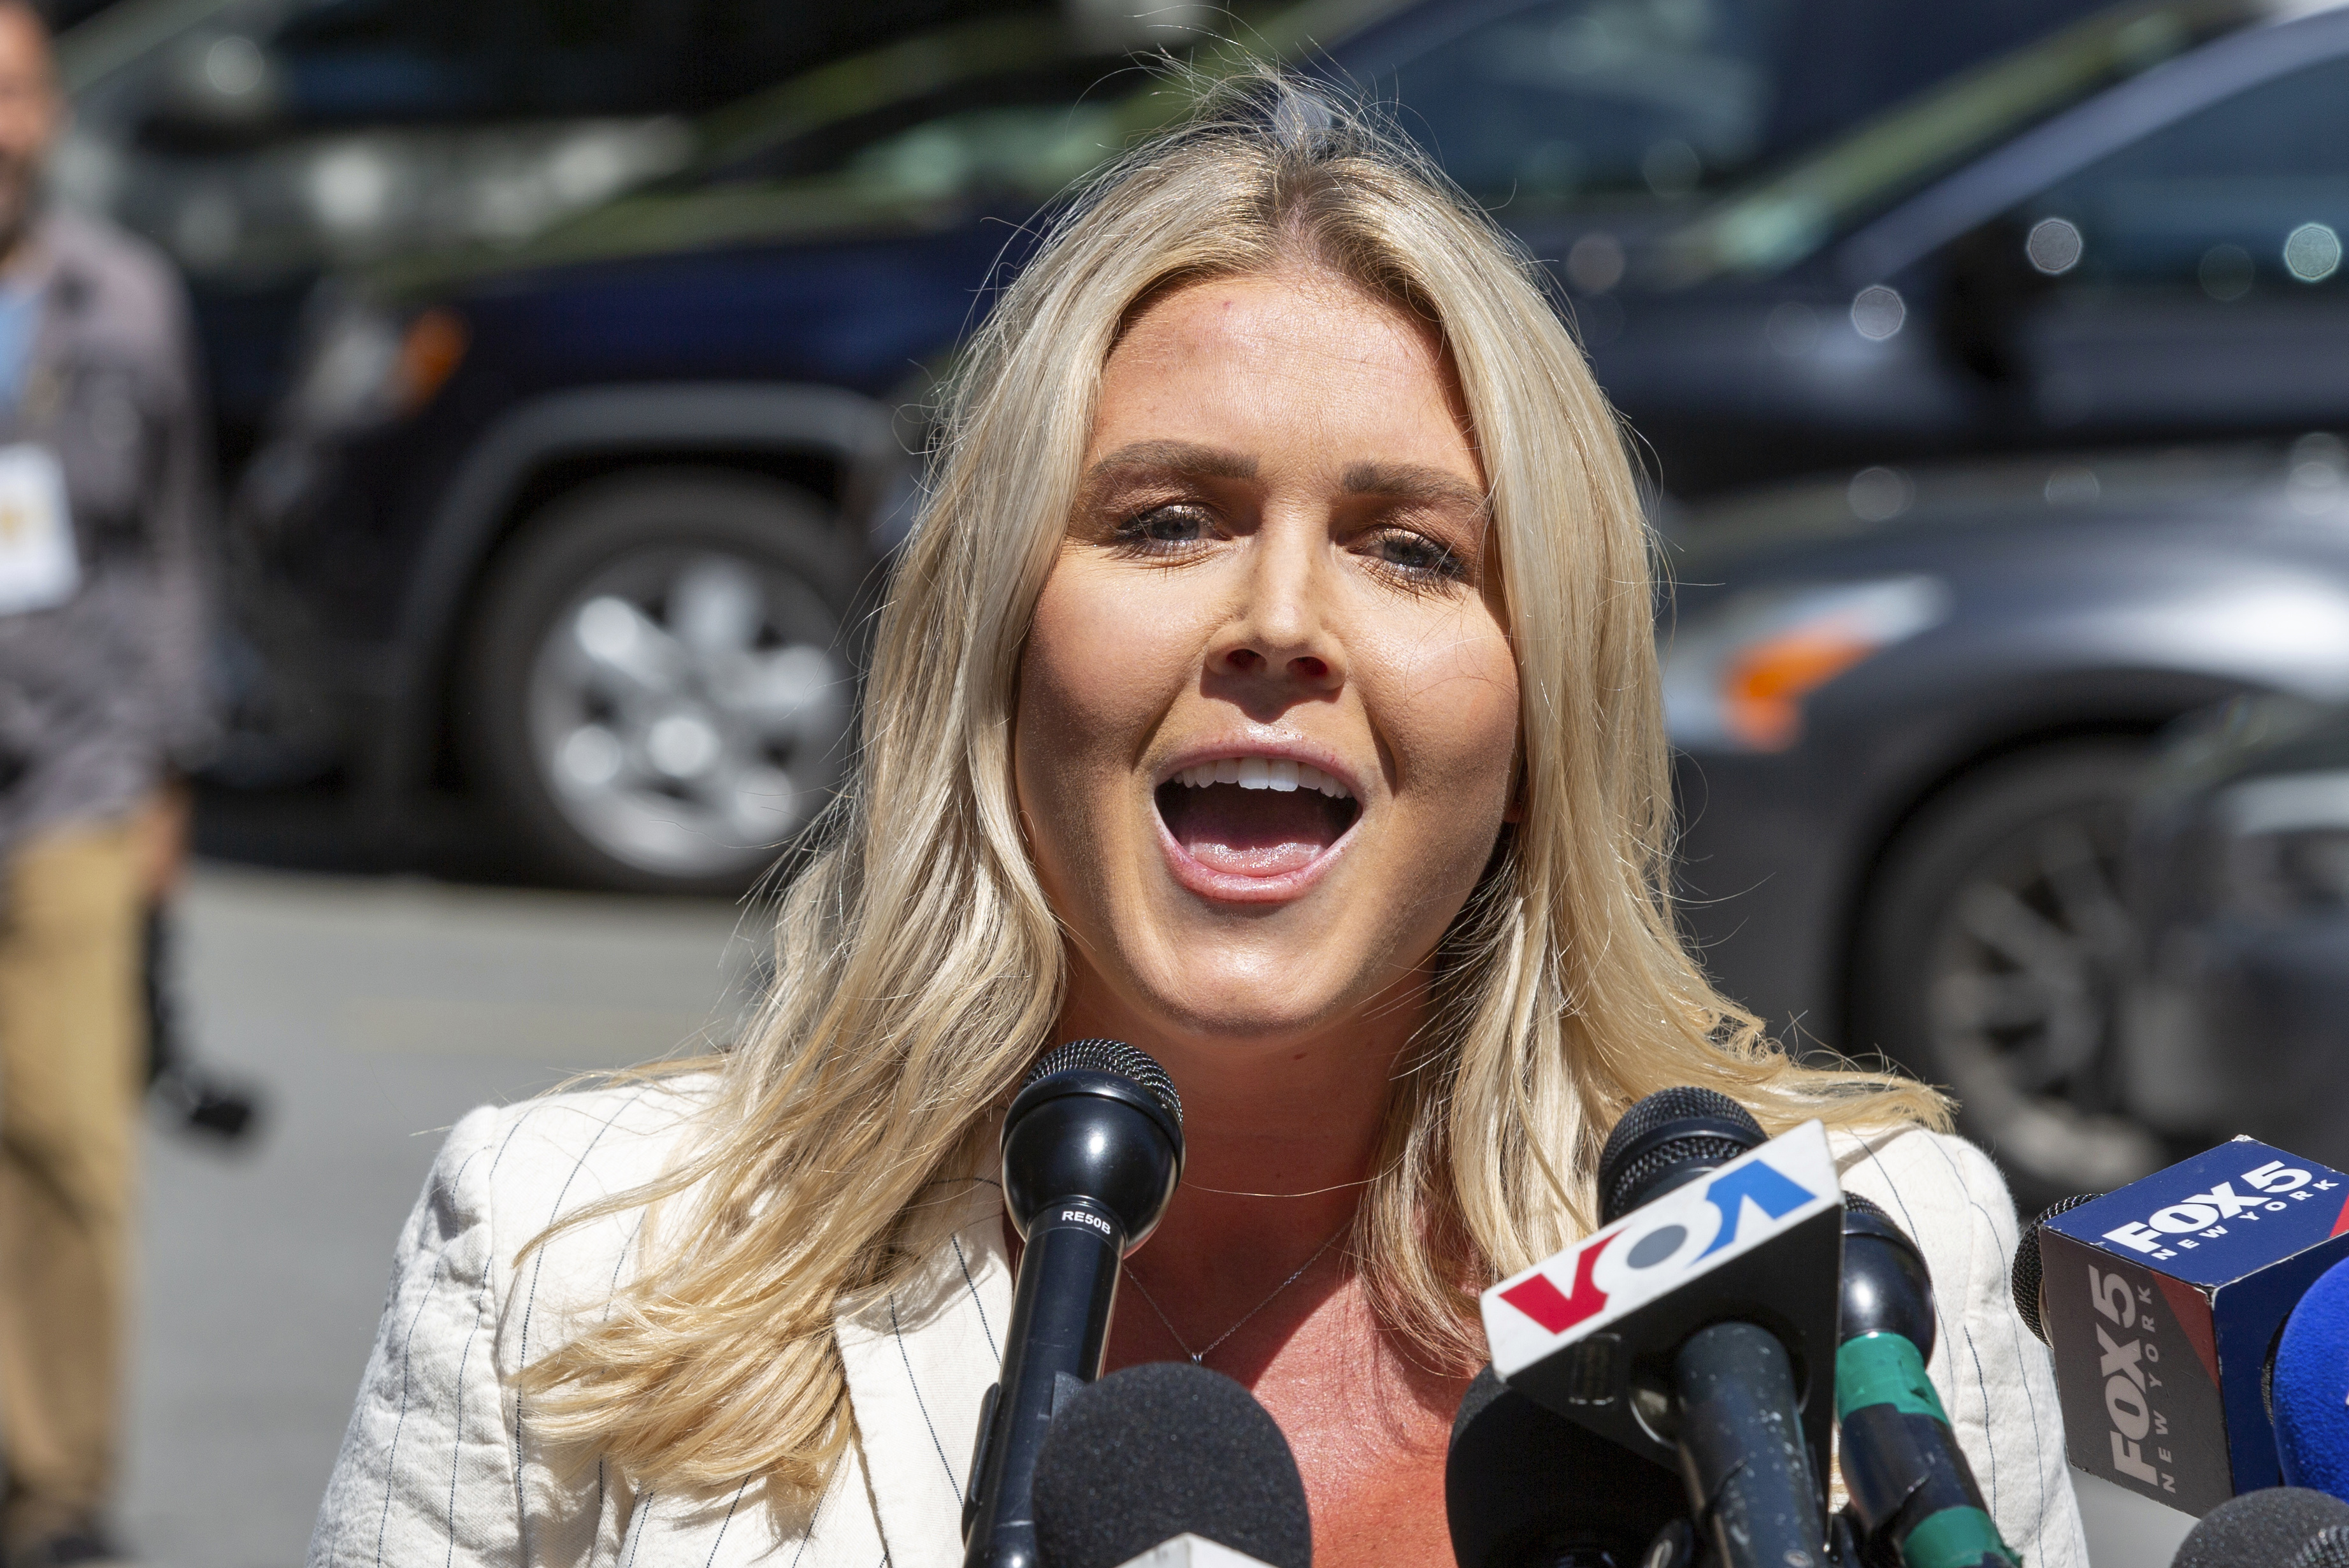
[1663,437,2349,1206]
[2122,695,2349,1176]
[1576,0,2349,494]
[51,0,1124,471]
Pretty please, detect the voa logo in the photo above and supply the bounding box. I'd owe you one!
[2101,1160,2339,1260]
[1497,1159,1817,1335]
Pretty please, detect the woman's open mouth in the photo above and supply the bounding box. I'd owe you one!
[1153,756,1362,888]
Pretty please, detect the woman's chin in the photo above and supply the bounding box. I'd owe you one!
[1103,931,1398,1051]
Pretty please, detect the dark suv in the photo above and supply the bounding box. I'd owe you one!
[229,0,2101,893]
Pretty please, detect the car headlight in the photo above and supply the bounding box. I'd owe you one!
[2212,770,2349,918]
[285,301,468,432]
[1660,575,1950,752]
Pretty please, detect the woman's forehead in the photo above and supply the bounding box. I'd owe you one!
[1089,268,1482,487]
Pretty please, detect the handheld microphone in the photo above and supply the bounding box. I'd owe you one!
[1028,1361,1311,1568]
[2273,1257,2349,1504]
[1481,1087,1844,1568]
[963,1040,1186,1568]
[2007,1138,2349,1516]
[2168,1488,2349,1568]
[1836,1193,2018,1568]
[1444,1365,1686,1568]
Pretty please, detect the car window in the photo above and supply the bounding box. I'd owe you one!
[1674,0,2255,279]
[2010,52,2349,299]
[1372,0,1792,212]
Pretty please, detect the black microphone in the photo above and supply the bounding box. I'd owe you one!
[1030,1361,1311,1568]
[1444,1365,1686,1568]
[1600,1090,1832,1568]
[1483,1087,1844,1568]
[1836,1193,2017,1567]
[2169,1488,2349,1568]
[2007,1139,2349,1516]
[963,1040,1186,1568]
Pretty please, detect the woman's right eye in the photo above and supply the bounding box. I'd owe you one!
[1114,505,1214,549]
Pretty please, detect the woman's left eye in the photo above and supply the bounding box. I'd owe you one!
[1366,529,1469,582]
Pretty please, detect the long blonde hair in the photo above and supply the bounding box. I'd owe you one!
[521,71,1950,1499]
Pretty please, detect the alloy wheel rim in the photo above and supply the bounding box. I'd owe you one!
[1923,797,2164,1191]
[524,547,849,879]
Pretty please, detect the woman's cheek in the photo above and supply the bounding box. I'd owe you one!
[1018,561,1193,845]
[1377,615,1521,812]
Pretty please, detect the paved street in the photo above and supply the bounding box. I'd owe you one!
[115,861,2194,1568]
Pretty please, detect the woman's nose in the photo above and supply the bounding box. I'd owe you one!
[1209,535,1346,694]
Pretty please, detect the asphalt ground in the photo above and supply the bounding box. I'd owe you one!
[117,862,2194,1567]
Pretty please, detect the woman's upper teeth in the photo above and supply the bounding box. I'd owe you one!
[1175,758,1351,798]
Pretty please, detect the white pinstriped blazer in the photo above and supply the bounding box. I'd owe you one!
[308,1080,2090,1568]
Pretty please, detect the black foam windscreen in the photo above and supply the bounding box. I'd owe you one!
[1595,1086,1765,1223]
[2009,1193,2100,1345]
[1031,1362,1309,1568]
[1026,1038,1183,1125]
[2172,1488,2349,1568]
[1446,1366,1686,1568]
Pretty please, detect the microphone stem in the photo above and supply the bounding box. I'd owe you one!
[963,1200,1126,1568]
[1671,1321,1830,1568]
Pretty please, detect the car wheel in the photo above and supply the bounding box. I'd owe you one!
[464,470,861,894]
[1851,742,2165,1204]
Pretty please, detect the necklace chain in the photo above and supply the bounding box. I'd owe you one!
[1120,1225,1347,1367]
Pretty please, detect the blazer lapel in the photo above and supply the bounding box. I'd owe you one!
[835,1176,1014,1568]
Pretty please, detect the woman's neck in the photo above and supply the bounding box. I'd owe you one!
[1051,965,1425,1305]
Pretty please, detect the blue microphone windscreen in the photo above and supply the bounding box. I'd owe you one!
[2171,1488,2349,1568]
[1031,1362,1310,1568]
[2277,1257,2349,1503]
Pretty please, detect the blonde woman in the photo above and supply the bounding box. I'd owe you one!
[310,78,2088,1568]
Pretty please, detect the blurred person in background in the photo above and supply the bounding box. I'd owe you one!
[0,1,217,1562]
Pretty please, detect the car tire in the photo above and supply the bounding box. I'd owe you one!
[1850,741,2165,1207]
[462,470,863,895]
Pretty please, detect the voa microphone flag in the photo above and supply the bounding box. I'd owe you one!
[2036,1136,2349,1516]
[1477,1119,1842,1471]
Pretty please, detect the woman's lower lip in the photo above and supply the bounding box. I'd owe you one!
[1153,812,1352,903]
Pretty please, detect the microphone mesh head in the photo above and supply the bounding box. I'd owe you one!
[1597,1086,1764,1221]
[1032,1362,1309,1568]
[2294,1528,2349,1568]
[1024,1039,1182,1125]
[2009,1193,2100,1345]
[2173,1488,2349,1568]
[1843,1191,1889,1223]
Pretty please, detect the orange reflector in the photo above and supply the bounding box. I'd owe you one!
[1720,624,1881,751]
[398,308,468,413]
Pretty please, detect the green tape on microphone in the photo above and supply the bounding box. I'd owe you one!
[1836,1334,2022,1568]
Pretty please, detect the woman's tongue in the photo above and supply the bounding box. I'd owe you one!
[1163,782,1341,877]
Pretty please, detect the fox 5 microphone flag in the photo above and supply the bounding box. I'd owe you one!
[2037,1137,2349,1516]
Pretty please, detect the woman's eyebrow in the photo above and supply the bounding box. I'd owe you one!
[1080,440,1260,487]
[1341,461,1490,516]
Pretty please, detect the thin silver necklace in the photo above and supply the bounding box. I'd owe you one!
[1121,1225,1348,1366]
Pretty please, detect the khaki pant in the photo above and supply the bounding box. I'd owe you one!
[0,821,141,1546]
